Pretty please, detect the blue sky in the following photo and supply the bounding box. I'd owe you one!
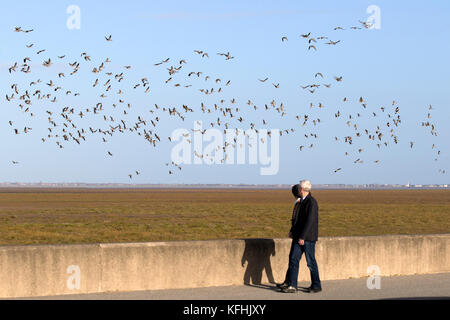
[1,0,449,185]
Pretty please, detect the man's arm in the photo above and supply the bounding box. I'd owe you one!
[289,202,300,237]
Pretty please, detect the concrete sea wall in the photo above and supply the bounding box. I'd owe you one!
[0,234,449,298]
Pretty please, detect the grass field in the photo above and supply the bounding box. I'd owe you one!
[0,188,449,245]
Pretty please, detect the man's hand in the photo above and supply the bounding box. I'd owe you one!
[298,239,305,245]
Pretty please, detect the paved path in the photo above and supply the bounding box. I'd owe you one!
[22,273,450,300]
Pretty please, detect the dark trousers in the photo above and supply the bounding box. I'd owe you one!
[284,239,321,289]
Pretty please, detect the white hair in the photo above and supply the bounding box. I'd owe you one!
[299,180,312,192]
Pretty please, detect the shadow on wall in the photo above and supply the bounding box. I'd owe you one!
[241,239,276,285]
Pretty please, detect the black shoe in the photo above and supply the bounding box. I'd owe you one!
[281,286,297,293]
[276,282,289,289]
[305,286,322,293]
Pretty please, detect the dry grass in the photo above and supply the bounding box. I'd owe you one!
[0,188,449,245]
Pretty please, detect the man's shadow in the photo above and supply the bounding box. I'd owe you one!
[241,239,279,291]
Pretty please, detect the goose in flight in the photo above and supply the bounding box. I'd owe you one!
[42,58,51,67]
[9,62,18,73]
[154,58,170,66]
[217,52,234,60]
[359,20,373,29]
[325,40,341,45]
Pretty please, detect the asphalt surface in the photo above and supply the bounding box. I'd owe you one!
[20,272,450,300]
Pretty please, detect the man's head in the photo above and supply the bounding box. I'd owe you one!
[299,180,312,198]
[291,184,300,198]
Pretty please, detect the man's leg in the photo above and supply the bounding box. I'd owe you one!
[286,240,303,289]
[303,241,321,289]
[281,240,296,285]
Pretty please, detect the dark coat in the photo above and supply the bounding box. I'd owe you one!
[290,193,319,242]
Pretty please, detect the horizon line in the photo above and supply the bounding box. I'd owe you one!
[0,182,448,189]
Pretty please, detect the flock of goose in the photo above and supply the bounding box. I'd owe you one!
[5,19,445,179]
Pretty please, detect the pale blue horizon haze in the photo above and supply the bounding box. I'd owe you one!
[1,0,449,185]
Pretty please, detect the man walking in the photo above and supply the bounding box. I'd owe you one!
[277,180,322,293]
